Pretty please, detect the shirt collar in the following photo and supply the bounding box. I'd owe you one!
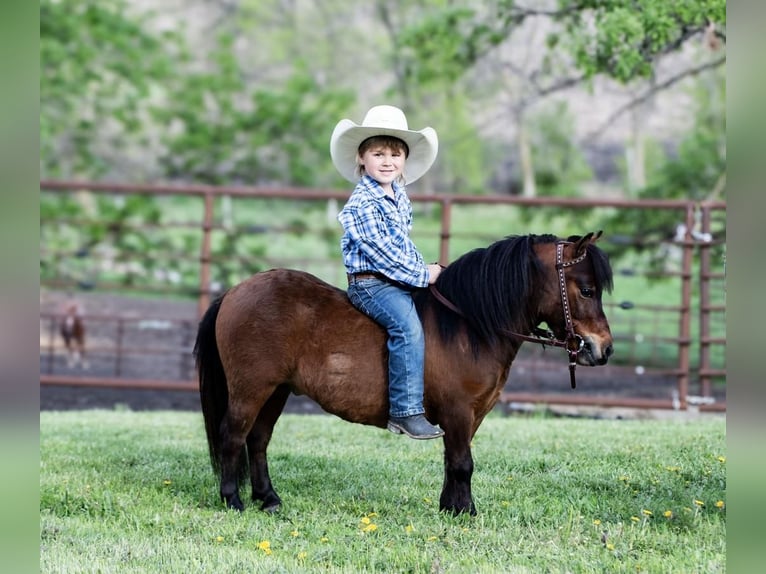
[360,174,404,199]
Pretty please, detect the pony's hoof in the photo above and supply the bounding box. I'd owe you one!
[258,493,282,513]
[440,502,477,516]
[223,494,245,512]
[261,501,281,514]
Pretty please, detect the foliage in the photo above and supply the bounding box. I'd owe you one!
[528,101,594,197]
[40,0,180,179]
[603,68,726,267]
[397,0,726,201]
[155,38,354,186]
[40,1,354,288]
[40,411,726,573]
[558,0,726,82]
[400,0,726,86]
[40,0,727,290]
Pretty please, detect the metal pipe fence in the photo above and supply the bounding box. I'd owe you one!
[39,180,726,411]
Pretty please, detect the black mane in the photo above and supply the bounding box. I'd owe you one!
[416,234,612,353]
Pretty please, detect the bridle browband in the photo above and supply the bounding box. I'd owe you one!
[429,240,587,389]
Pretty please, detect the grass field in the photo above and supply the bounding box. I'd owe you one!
[40,410,725,573]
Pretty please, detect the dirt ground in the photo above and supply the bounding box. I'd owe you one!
[39,289,724,419]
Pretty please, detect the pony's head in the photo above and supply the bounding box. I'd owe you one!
[534,231,614,366]
[427,232,614,366]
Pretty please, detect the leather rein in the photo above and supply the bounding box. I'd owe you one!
[429,241,586,389]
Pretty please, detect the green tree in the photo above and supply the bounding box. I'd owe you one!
[604,68,726,268]
[397,0,726,198]
[156,38,354,186]
[40,0,180,179]
[529,102,593,197]
[400,0,726,85]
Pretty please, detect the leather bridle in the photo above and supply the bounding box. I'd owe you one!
[429,241,587,389]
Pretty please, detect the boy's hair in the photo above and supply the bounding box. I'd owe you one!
[355,136,410,180]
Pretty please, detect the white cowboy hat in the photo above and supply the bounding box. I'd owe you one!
[330,105,438,184]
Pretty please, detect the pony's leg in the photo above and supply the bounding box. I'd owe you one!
[246,384,290,513]
[439,421,477,516]
[78,340,89,370]
[63,340,74,368]
[218,402,260,511]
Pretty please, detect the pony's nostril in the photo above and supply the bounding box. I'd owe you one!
[605,344,614,358]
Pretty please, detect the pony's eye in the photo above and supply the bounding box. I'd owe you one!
[580,287,594,298]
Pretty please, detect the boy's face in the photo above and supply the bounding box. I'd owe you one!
[358,145,405,190]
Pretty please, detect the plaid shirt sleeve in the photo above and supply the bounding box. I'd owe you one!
[338,177,430,287]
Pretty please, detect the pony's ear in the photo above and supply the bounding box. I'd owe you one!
[573,232,595,258]
[591,230,603,243]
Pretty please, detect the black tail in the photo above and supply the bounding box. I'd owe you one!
[194,294,234,475]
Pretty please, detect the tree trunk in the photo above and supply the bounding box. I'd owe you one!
[517,121,536,197]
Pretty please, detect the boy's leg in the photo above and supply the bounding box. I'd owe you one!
[347,279,443,439]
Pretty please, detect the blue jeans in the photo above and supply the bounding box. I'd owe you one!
[347,277,425,418]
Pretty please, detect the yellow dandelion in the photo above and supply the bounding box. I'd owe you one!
[297,551,307,560]
[630,516,640,522]
[362,523,378,533]
[618,475,630,482]
[360,516,371,525]
[405,524,414,534]
[320,537,329,543]
[663,510,673,518]
[163,480,172,486]
[507,475,514,481]
[426,536,438,542]
[642,509,653,516]
[593,519,601,526]
[215,536,224,543]
[367,512,378,518]
[606,543,615,551]
[715,500,725,509]
[501,500,510,508]
[423,497,432,503]
[694,499,705,507]
[290,530,299,537]
[717,456,726,463]
[258,540,272,555]
[665,466,680,472]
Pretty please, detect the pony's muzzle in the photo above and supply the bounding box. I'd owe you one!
[580,337,613,366]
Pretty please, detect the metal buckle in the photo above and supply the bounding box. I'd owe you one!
[567,334,584,354]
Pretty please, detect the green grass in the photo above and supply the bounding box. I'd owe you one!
[40,411,726,573]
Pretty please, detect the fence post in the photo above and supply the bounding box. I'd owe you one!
[676,204,696,410]
[439,198,452,265]
[698,204,713,398]
[115,318,125,377]
[198,190,214,318]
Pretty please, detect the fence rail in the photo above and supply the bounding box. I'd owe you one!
[40,180,726,412]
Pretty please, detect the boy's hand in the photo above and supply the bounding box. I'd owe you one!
[427,263,442,284]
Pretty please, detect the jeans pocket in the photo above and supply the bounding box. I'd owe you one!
[348,279,386,318]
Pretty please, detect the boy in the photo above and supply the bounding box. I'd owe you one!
[331,105,444,439]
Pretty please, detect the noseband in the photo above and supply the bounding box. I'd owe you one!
[429,241,586,389]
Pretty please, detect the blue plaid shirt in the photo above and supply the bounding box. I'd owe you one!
[338,175,430,287]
